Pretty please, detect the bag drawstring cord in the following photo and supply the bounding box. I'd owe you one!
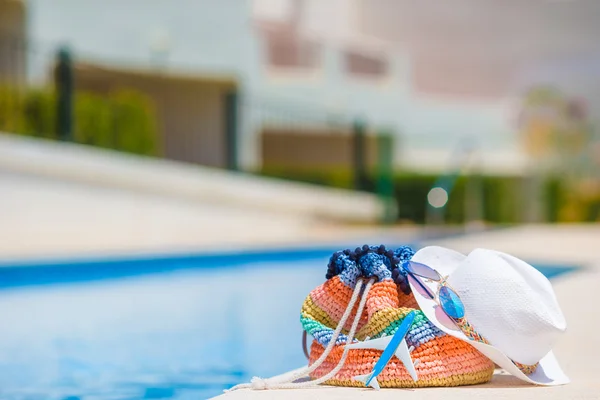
[226,278,375,391]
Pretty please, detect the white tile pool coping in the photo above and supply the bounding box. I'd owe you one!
[214,224,600,400]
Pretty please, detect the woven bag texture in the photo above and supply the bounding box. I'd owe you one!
[300,246,495,388]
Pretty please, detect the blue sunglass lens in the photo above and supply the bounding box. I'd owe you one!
[402,261,442,281]
[438,286,465,319]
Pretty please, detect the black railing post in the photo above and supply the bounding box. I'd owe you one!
[225,90,239,170]
[55,46,73,141]
[352,119,368,191]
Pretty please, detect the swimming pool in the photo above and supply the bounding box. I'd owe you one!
[0,246,578,399]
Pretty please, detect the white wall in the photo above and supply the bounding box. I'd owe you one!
[26,0,517,172]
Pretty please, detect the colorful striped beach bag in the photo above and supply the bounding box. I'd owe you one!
[300,245,495,388]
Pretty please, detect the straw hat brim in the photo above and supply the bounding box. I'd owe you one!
[409,246,570,386]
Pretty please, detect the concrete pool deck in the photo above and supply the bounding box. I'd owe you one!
[215,224,600,400]
[0,133,386,262]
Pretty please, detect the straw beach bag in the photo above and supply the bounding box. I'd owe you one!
[301,245,494,388]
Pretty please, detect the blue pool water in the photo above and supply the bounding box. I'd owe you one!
[0,247,578,400]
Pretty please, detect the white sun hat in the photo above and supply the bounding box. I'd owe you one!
[408,246,569,385]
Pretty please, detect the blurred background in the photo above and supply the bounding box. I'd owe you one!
[2,0,599,231]
[0,0,599,399]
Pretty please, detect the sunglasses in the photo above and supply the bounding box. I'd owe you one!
[401,260,465,320]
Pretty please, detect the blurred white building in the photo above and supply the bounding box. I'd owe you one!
[23,0,600,174]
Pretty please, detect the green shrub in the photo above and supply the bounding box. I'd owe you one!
[110,89,158,155]
[0,85,158,156]
[260,166,354,188]
[74,91,114,148]
[259,166,576,224]
[0,86,26,134]
[22,89,56,138]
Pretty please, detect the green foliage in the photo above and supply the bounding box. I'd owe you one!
[261,166,355,189]
[523,86,564,108]
[0,86,26,134]
[0,85,158,156]
[110,90,158,155]
[22,89,57,139]
[544,178,563,223]
[390,175,529,224]
[260,166,577,223]
[73,91,114,147]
